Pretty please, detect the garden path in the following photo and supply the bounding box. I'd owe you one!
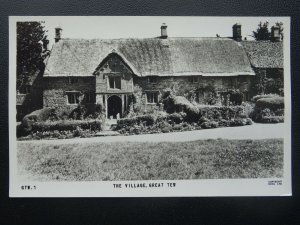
[19,123,285,144]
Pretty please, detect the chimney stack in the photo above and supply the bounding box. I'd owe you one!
[55,26,62,43]
[42,38,49,51]
[232,23,242,41]
[160,23,168,39]
[271,26,280,42]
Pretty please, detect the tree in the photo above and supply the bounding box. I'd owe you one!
[17,21,48,89]
[252,21,270,41]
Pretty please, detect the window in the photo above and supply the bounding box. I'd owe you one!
[69,77,78,84]
[85,92,95,104]
[148,76,158,84]
[146,92,158,104]
[109,76,121,89]
[67,92,80,104]
[189,76,198,83]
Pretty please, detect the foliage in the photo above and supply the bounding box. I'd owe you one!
[31,120,102,132]
[161,95,199,122]
[251,95,284,123]
[252,94,280,102]
[228,89,243,105]
[255,97,284,111]
[17,21,48,89]
[252,21,271,41]
[21,107,56,132]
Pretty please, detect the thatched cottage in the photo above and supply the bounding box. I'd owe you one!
[17,23,283,119]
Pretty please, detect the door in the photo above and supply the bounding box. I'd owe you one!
[107,95,122,119]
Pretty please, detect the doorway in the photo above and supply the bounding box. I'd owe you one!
[107,95,122,119]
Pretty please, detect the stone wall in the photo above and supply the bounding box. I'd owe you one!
[43,76,95,115]
[134,75,253,105]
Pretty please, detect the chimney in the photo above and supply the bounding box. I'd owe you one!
[271,26,280,42]
[232,23,242,41]
[42,37,49,51]
[55,26,62,43]
[160,23,168,39]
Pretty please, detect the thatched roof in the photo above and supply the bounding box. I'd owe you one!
[44,37,255,77]
[241,41,283,68]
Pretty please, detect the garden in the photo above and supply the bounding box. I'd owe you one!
[17,87,285,140]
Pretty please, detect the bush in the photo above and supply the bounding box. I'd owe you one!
[255,97,284,111]
[251,96,284,123]
[228,90,243,105]
[201,121,218,129]
[70,104,87,120]
[241,102,255,118]
[22,107,56,132]
[165,113,185,124]
[229,118,247,127]
[259,116,284,123]
[31,120,102,132]
[251,94,280,102]
[162,95,200,122]
[198,105,244,121]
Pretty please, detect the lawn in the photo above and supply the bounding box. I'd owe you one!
[17,139,283,181]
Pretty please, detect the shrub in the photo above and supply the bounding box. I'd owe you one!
[259,116,284,123]
[230,118,247,127]
[241,102,255,118]
[251,96,284,123]
[22,107,56,132]
[162,95,199,122]
[70,104,87,120]
[136,114,156,126]
[251,94,280,102]
[255,97,284,111]
[198,105,244,121]
[166,113,184,124]
[201,121,218,129]
[31,120,102,132]
[228,90,243,105]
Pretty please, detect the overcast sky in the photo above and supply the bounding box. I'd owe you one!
[14,16,287,47]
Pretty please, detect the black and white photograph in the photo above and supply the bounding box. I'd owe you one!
[9,16,291,197]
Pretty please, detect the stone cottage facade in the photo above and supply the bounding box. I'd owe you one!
[17,23,284,120]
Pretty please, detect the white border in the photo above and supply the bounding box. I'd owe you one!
[9,16,292,197]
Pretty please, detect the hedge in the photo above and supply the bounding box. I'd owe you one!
[162,95,199,122]
[117,113,184,128]
[252,94,280,102]
[258,116,284,123]
[31,120,102,132]
[21,107,56,132]
[255,97,284,111]
[198,106,244,121]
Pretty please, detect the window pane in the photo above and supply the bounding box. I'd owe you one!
[75,94,79,103]
[109,77,114,88]
[115,77,121,89]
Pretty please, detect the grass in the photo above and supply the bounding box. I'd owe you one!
[17,139,283,181]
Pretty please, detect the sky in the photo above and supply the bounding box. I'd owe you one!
[14,16,287,47]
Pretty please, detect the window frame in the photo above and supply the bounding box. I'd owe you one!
[146,92,159,104]
[66,92,80,105]
[108,76,121,90]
